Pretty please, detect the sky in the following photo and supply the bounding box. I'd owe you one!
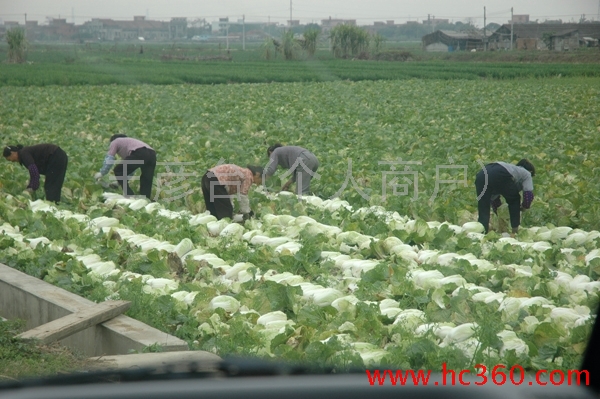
[1,0,598,27]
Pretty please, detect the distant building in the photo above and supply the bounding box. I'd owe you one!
[422,29,492,51]
[510,15,529,24]
[44,18,77,40]
[488,23,600,50]
[24,20,44,41]
[211,18,229,34]
[80,16,186,41]
[374,20,395,27]
[423,18,449,25]
[170,17,187,39]
[321,17,356,33]
[550,30,581,51]
[582,36,599,47]
[287,20,300,26]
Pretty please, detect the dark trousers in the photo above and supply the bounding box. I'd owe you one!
[475,163,521,233]
[201,172,233,220]
[44,147,68,203]
[114,147,156,199]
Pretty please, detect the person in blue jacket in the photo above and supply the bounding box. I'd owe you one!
[475,159,535,234]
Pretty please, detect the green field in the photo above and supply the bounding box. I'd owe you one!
[1,77,598,231]
[0,48,599,377]
[1,42,600,86]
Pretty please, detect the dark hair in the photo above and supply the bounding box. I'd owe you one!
[517,158,535,177]
[267,143,283,157]
[247,165,264,176]
[3,145,23,157]
[110,134,128,142]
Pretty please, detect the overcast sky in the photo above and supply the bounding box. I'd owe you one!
[1,0,598,26]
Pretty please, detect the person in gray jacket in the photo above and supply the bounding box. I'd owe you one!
[264,144,319,195]
[475,159,535,234]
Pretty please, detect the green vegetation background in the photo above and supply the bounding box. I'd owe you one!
[1,42,600,86]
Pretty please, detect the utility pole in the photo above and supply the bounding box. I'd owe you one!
[242,14,245,50]
[24,13,27,39]
[510,7,514,50]
[483,6,487,51]
[290,0,292,28]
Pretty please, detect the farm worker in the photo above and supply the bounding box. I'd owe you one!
[3,144,69,204]
[264,143,319,195]
[94,134,156,200]
[475,159,535,234]
[201,164,263,221]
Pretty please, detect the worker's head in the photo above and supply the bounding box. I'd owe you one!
[517,158,535,177]
[3,145,23,162]
[110,134,128,142]
[267,143,283,157]
[247,165,265,185]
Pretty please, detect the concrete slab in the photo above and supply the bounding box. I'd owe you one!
[0,263,188,356]
[88,351,222,372]
[17,300,131,344]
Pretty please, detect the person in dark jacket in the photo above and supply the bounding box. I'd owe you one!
[3,144,69,203]
[264,143,319,195]
[475,159,535,234]
[94,134,156,199]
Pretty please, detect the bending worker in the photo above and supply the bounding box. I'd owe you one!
[475,159,535,234]
[95,134,156,199]
[264,143,319,195]
[3,143,68,204]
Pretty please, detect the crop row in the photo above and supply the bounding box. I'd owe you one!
[0,191,597,370]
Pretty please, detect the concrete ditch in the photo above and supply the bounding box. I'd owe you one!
[0,263,190,357]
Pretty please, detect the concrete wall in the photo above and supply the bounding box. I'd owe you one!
[0,263,188,356]
[425,42,449,52]
[516,38,543,50]
[553,36,579,51]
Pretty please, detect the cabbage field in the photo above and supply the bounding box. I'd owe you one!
[0,77,599,372]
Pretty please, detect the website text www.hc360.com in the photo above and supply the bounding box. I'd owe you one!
[366,363,589,386]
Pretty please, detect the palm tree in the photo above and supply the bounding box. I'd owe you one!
[280,29,299,60]
[261,37,278,60]
[6,28,28,64]
[329,25,370,58]
[302,28,320,57]
[372,33,386,54]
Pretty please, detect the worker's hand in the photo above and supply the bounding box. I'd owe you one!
[94,172,103,181]
[242,211,254,221]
